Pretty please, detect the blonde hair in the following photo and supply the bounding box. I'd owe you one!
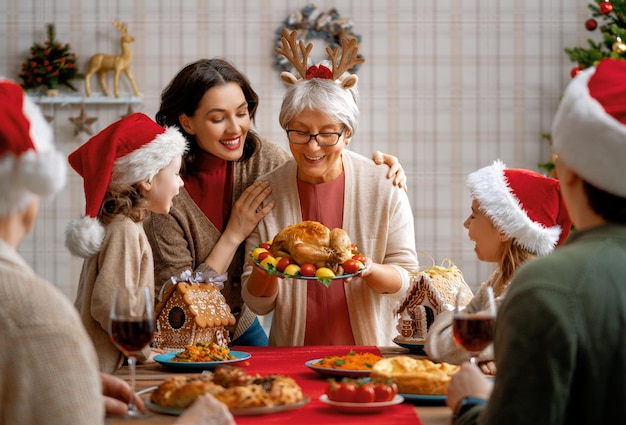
[491,239,535,297]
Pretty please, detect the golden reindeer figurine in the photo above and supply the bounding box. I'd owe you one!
[84,20,140,97]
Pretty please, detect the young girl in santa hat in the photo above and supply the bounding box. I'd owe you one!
[424,159,571,374]
[65,113,187,374]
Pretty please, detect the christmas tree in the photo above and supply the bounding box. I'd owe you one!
[566,0,626,77]
[19,23,82,91]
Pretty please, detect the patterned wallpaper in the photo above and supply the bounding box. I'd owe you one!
[0,0,592,301]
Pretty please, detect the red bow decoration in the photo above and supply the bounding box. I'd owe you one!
[305,65,333,80]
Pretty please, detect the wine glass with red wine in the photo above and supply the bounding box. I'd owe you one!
[109,286,154,418]
[452,286,496,365]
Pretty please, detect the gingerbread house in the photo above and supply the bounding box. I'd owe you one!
[394,259,473,341]
[153,271,236,351]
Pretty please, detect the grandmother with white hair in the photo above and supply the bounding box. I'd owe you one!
[241,31,419,346]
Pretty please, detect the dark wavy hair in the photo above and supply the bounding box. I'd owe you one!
[584,181,626,224]
[156,58,261,172]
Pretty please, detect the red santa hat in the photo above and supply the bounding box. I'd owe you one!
[466,160,572,256]
[65,112,187,258]
[0,79,66,215]
[552,58,626,198]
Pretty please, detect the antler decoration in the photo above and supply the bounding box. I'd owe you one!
[275,28,364,89]
[326,37,365,80]
[275,28,312,84]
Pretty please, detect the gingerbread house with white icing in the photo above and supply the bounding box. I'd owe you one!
[395,259,473,341]
[153,271,236,351]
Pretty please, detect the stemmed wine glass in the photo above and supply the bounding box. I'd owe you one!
[109,286,155,418]
[452,286,496,365]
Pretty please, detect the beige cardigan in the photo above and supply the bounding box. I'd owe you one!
[74,216,154,374]
[242,149,419,346]
[1,239,104,424]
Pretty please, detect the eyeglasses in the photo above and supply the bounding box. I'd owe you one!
[285,126,346,147]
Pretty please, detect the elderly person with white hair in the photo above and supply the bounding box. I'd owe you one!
[241,31,419,346]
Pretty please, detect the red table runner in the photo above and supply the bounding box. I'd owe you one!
[232,345,423,425]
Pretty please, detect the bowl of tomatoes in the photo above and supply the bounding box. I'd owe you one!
[320,378,404,413]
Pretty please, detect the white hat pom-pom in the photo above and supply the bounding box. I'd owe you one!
[65,216,106,258]
[17,149,67,197]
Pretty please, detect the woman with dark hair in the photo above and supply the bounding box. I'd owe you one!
[145,58,406,346]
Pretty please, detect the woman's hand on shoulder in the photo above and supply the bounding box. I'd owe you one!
[225,181,274,243]
[372,151,408,191]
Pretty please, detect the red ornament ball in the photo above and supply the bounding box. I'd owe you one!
[570,66,582,78]
[585,18,598,31]
[600,2,613,14]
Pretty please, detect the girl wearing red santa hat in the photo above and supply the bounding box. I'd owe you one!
[65,112,187,374]
[425,159,571,375]
[446,58,626,425]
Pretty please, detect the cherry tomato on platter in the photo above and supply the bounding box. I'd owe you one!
[372,380,398,402]
[259,242,272,250]
[353,382,376,403]
[257,251,271,262]
[300,263,317,277]
[276,256,294,272]
[342,258,361,275]
[326,379,357,403]
[352,254,366,264]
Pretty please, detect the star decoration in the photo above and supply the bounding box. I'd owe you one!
[121,103,134,118]
[68,104,98,136]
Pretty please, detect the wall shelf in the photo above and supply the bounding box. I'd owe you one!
[26,93,142,105]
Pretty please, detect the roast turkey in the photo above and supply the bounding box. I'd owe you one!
[269,221,352,268]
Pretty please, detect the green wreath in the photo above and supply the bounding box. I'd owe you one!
[274,4,364,73]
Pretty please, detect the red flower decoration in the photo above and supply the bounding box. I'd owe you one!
[306,65,333,80]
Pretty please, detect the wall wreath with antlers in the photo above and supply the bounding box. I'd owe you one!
[273,4,364,75]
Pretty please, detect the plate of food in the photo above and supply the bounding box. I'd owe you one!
[154,350,251,371]
[147,366,309,416]
[392,336,426,354]
[369,356,458,405]
[146,396,311,416]
[305,351,383,378]
[250,221,367,286]
[319,394,404,414]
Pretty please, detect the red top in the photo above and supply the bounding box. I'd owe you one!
[298,173,355,345]
[182,150,233,232]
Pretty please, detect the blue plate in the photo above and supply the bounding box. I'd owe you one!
[305,358,372,378]
[399,392,446,405]
[392,336,426,354]
[154,350,251,371]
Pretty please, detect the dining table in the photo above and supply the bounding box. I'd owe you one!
[107,345,452,425]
